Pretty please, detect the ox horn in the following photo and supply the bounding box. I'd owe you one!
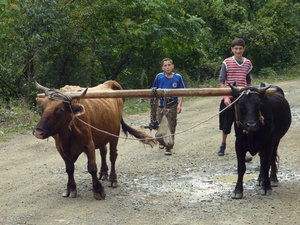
[228,82,240,97]
[69,88,88,100]
[258,85,271,95]
[35,80,88,102]
[34,80,50,92]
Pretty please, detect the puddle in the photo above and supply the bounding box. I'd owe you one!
[133,172,258,203]
[213,174,256,183]
[132,168,300,204]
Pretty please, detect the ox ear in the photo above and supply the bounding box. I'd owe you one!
[68,103,86,116]
[228,83,240,98]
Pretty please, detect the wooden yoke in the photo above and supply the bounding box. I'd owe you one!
[37,87,277,99]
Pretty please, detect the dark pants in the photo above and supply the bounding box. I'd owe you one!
[157,101,178,149]
[219,99,235,135]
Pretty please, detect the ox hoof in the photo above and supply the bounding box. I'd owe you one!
[99,173,109,181]
[62,188,77,198]
[231,191,243,199]
[93,191,106,200]
[62,189,69,197]
[93,185,106,200]
[111,181,118,188]
[69,189,77,198]
[257,179,263,186]
[259,188,272,196]
[270,180,278,187]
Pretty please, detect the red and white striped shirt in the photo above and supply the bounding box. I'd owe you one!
[223,56,252,88]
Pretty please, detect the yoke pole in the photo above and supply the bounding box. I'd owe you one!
[36,88,277,98]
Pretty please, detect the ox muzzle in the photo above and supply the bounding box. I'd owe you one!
[33,127,51,139]
[243,121,258,133]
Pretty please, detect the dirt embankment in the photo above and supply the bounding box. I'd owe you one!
[0,79,300,225]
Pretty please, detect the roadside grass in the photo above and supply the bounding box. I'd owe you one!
[0,63,299,142]
[0,99,40,142]
[252,63,300,85]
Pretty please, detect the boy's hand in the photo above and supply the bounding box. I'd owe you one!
[177,104,182,114]
[223,96,232,106]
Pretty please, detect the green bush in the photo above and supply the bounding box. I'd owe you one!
[0,98,40,141]
[258,67,277,77]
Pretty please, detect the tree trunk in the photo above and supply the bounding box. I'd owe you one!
[110,47,134,80]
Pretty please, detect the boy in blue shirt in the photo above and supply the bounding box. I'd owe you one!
[152,58,186,155]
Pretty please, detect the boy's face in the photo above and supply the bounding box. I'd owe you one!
[162,60,174,74]
[231,45,245,59]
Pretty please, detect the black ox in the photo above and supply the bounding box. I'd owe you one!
[230,83,291,199]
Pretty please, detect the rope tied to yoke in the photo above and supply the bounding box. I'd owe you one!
[45,89,73,103]
[148,87,159,130]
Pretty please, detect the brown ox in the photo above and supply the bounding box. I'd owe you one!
[33,80,156,200]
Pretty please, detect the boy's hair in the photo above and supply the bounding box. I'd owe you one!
[231,38,245,47]
[161,58,173,66]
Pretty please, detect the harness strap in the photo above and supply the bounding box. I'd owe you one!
[259,111,265,125]
[234,103,242,127]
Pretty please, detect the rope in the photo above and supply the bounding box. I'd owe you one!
[45,89,73,103]
[148,88,159,130]
[172,91,245,137]
[69,105,154,141]
[69,91,247,142]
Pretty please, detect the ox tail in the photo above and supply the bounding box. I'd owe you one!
[121,117,157,148]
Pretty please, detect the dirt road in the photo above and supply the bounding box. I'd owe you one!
[1,79,300,225]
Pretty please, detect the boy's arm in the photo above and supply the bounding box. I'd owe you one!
[177,97,183,114]
[219,64,231,106]
[246,72,252,86]
[219,63,227,84]
[152,74,159,87]
[177,75,185,114]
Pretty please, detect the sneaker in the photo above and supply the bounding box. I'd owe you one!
[245,155,253,163]
[218,143,226,156]
[165,148,172,155]
[159,145,165,149]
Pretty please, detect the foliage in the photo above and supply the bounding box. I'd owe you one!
[258,67,277,77]
[0,0,299,102]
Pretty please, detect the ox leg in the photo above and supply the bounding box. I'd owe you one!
[258,150,272,195]
[86,148,106,200]
[99,145,109,181]
[62,161,78,198]
[232,141,246,199]
[270,141,279,187]
[109,139,118,188]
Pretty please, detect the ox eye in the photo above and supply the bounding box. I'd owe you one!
[54,107,65,116]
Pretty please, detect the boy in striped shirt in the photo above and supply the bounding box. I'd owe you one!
[218,38,253,162]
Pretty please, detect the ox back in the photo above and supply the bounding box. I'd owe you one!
[267,88,291,140]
